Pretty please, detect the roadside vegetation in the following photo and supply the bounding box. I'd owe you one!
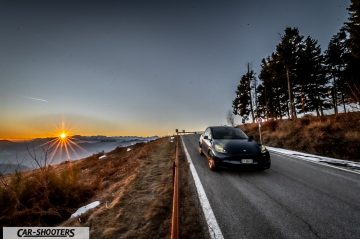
[240,111,360,161]
[232,0,359,123]
[231,0,360,161]
[0,136,210,238]
[0,138,178,238]
[0,158,98,226]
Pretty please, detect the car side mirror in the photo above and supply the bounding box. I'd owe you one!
[204,135,209,140]
[248,136,254,141]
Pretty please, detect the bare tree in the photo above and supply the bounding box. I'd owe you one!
[26,143,53,171]
[226,110,236,127]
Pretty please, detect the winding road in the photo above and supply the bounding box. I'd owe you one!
[182,134,360,239]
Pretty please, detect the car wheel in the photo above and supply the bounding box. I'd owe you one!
[208,158,217,171]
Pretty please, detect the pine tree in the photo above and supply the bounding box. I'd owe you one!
[256,84,266,118]
[324,29,350,114]
[276,27,303,119]
[232,65,257,122]
[258,54,289,119]
[345,0,360,104]
[346,0,360,60]
[233,73,251,119]
[233,74,250,117]
[296,37,331,116]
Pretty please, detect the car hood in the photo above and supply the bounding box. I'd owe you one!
[213,139,260,154]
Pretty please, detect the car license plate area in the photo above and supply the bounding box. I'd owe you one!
[241,159,253,164]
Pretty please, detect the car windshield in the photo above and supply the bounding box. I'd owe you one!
[212,127,248,140]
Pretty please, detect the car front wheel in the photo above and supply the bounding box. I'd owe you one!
[208,157,217,171]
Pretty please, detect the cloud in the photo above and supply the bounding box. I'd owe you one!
[22,96,48,103]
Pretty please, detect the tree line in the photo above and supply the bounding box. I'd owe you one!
[233,0,360,122]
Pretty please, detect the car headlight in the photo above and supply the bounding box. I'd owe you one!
[260,145,268,154]
[214,144,226,153]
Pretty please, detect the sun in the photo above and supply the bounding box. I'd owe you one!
[59,132,67,140]
[39,121,89,163]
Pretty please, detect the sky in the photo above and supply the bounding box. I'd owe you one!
[0,0,350,139]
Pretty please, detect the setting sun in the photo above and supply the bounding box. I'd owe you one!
[59,132,67,140]
[38,123,88,163]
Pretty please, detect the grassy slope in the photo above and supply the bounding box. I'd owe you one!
[62,138,174,238]
[1,137,208,239]
[240,112,360,161]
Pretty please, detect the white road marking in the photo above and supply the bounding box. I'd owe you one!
[181,136,224,239]
[268,147,360,175]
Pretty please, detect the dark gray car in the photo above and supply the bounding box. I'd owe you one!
[199,126,271,171]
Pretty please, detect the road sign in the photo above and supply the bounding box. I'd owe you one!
[256,117,262,124]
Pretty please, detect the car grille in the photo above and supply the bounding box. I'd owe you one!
[225,154,259,161]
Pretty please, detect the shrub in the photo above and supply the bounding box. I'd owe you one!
[266,120,278,131]
[0,164,97,227]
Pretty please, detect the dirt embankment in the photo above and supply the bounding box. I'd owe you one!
[240,112,360,161]
[1,137,208,238]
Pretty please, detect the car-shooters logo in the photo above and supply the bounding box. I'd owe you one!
[3,227,89,239]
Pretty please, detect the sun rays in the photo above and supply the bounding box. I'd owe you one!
[39,122,88,163]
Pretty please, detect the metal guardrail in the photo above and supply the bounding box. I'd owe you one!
[171,135,179,239]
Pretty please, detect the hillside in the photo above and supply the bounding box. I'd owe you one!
[240,112,360,161]
[0,137,207,238]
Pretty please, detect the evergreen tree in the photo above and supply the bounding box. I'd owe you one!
[256,84,266,118]
[296,37,331,116]
[345,0,360,103]
[258,54,289,119]
[346,0,360,60]
[324,29,350,113]
[276,27,303,119]
[236,0,360,118]
[233,73,251,119]
[232,66,257,122]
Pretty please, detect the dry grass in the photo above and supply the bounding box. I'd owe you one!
[62,138,174,239]
[240,112,360,161]
[0,138,178,239]
[0,162,97,227]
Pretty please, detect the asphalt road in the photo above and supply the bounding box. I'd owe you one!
[182,134,360,239]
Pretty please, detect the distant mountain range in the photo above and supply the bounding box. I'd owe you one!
[0,135,158,174]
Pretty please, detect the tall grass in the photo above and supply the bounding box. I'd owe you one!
[0,164,97,226]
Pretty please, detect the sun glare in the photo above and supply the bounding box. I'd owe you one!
[39,121,88,163]
[60,132,67,140]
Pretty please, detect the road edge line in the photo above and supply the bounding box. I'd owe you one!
[268,149,360,176]
[181,136,224,239]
